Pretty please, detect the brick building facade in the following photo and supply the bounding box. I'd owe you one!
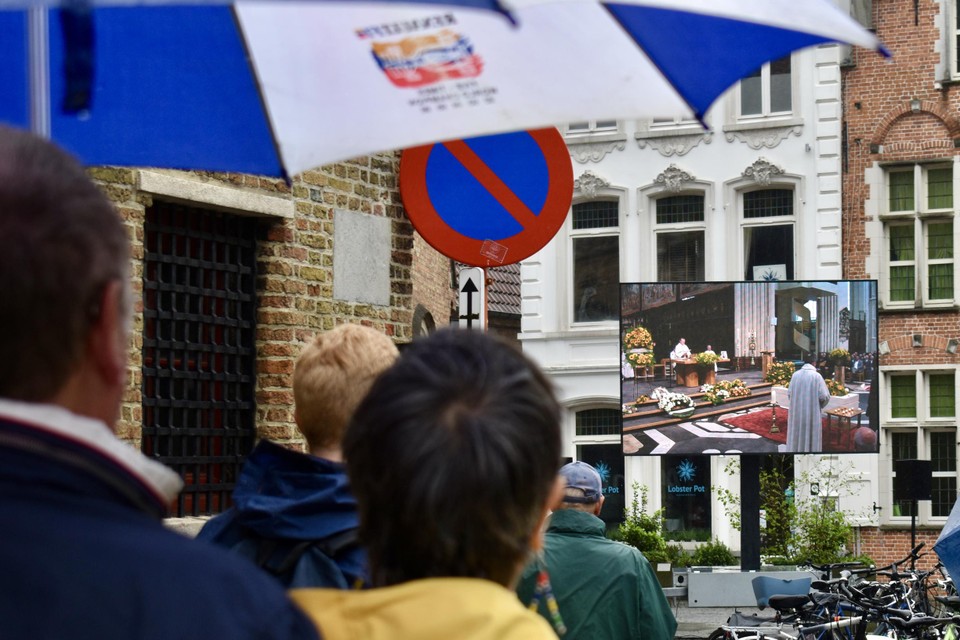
[843,0,960,565]
[87,155,451,518]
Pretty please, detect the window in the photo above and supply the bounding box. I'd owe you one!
[739,55,792,118]
[572,201,620,323]
[951,0,960,79]
[661,455,712,541]
[655,194,705,281]
[574,409,624,528]
[931,432,957,517]
[566,120,619,135]
[142,202,259,517]
[890,432,918,517]
[885,369,959,521]
[742,189,794,280]
[882,164,956,307]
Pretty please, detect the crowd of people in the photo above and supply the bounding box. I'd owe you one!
[0,128,677,639]
[815,351,875,382]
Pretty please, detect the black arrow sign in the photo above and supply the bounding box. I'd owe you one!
[460,277,481,329]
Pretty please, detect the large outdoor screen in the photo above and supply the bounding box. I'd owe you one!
[620,280,879,457]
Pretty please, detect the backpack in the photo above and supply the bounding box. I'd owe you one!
[242,527,361,589]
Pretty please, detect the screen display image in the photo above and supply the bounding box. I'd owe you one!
[620,280,879,457]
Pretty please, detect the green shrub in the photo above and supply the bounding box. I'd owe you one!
[611,484,668,563]
[666,543,693,568]
[664,528,711,542]
[692,538,738,566]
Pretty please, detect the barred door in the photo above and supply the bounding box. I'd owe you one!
[141,202,258,516]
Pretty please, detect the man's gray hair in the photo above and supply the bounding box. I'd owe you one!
[0,127,130,401]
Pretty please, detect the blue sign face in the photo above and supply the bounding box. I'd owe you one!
[423,132,549,241]
[400,127,573,267]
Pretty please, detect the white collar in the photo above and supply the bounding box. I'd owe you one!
[0,399,183,504]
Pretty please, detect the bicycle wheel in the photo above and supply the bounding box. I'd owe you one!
[708,627,728,640]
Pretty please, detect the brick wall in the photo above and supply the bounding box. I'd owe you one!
[841,0,960,555]
[89,154,416,453]
[857,527,942,569]
[412,234,457,334]
[842,0,960,368]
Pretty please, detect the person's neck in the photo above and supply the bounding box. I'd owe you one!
[310,445,343,462]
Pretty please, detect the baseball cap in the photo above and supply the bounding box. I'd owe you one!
[559,461,602,504]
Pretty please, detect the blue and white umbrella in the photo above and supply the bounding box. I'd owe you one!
[0,0,886,178]
[935,499,960,580]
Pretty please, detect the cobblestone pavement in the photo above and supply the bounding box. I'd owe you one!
[672,601,768,639]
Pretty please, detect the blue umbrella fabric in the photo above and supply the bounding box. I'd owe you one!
[0,0,886,178]
[935,498,960,580]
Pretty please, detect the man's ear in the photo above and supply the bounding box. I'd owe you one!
[531,476,566,552]
[88,280,128,387]
[593,495,606,517]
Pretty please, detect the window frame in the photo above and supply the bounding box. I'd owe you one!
[882,367,960,524]
[737,55,794,120]
[653,192,707,282]
[948,0,960,80]
[568,198,622,327]
[880,162,957,309]
[739,186,797,281]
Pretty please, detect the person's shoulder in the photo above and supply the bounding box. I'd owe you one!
[159,534,320,638]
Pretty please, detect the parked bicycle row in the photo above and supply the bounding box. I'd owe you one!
[709,543,960,640]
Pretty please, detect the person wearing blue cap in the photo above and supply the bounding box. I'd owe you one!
[517,461,677,640]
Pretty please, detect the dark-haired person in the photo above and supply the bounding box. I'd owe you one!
[786,356,830,453]
[291,328,564,639]
[0,127,317,640]
[517,462,677,640]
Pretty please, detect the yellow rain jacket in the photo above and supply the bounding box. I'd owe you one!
[291,577,557,640]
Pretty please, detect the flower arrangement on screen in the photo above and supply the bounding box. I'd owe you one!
[626,352,655,368]
[700,379,751,405]
[623,325,655,351]
[828,348,851,364]
[622,394,654,416]
[651,387,694,413]
[825,378,849,397]
[764,360,796,388]
[693,352,720,365]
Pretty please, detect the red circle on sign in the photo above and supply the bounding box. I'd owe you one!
[400,127,573,267]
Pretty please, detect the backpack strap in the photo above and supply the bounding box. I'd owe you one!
[253,528,359,582]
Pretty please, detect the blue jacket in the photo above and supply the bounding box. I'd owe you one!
[198,439,366,588]
[0,405,318,640]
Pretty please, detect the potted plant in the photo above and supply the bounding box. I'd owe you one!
[700,379,751,405]
[626,351,656,369]
[765,360,795,407]
[693,351,720,366]
[623,325,655,352]
[828,348,851,366]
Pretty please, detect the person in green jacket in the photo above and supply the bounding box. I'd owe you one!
[518,461,678,640]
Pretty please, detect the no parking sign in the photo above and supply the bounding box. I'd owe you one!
[400,128,573,266]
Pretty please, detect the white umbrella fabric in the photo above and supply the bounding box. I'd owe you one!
[0,0,886,178]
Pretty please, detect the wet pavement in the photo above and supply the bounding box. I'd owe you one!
[672,600,767,639]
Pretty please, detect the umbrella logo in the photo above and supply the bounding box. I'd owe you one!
[369,29,483,88]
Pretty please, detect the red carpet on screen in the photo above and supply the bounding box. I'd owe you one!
[720,408,855,452]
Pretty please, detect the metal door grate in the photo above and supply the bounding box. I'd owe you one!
[141,202,258,516]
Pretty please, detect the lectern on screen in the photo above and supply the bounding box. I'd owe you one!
[619,280,879,456]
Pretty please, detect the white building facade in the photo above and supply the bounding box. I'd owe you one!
[520,41,880,553]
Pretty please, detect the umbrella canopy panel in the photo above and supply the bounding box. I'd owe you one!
[0,6,284,176]
[0,0,885,177]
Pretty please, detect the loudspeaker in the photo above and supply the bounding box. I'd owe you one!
[894,460,932,501]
